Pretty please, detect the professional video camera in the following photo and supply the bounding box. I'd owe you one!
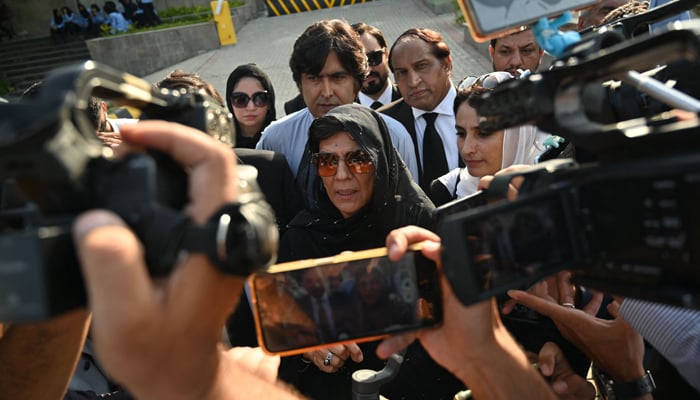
[440,2,700,309]
[0,61,278,322]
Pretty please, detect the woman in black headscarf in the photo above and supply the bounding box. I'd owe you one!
[279,103,433,260]
[225,63,277,148]
[275,104,463,400]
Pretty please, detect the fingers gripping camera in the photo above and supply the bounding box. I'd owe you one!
[182,165,278,276]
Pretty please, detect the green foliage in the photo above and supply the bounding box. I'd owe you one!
[156,1,244,17]
[0,78,12,96]
[97,0,245,37]
[451,0,465,25]
[100,14,212,37]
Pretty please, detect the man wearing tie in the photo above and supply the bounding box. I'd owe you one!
[298,268,349,343]
[352,22,401,110]
[381,28,459,191]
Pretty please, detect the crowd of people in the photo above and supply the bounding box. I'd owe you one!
[2,0,700,399]
[49,0,159,42]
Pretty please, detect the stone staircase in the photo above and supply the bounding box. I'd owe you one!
[0,36,91,99]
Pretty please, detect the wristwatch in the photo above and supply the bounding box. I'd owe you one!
[181,165,278,276]
[595,368,656,400]
[613,371,656,399]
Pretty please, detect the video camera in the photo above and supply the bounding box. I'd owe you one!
[440,1,700,309]
[0,61,278,322]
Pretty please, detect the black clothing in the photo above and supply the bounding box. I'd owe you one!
[420,112,448,186]
[234,133,261,149]
[234,148,303,235]
[379,99,429,190]
[428,176,457,207]
[226,149,303,347]
[65,391,133,400]
[284,93,306,115]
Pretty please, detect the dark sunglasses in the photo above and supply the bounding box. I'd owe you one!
[230,91,270,108]
[311,149,374,177]
[366,48,386,67]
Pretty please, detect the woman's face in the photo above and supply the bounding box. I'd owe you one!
[231,77,268,136]
[318,132,375,219]
[456,101,505,178]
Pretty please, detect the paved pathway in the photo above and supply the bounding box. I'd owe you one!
[144,0,492,114]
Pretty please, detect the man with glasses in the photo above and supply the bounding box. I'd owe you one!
[351,22,401,110]
[256,19,419,182]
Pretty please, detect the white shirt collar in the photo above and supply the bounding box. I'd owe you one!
[411,84,456,120]
[357,82,394,108]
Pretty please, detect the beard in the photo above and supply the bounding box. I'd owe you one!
[361,70,389,95]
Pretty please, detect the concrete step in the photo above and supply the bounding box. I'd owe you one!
[0,36,93,96]
[2,43,89,58]
[0,41,88,60]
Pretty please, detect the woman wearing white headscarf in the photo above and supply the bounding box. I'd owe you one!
[429,74,596,380]
[429,72,550,205]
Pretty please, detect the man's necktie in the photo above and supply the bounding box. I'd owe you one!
[421,112,448,186]
[370,101,383,110]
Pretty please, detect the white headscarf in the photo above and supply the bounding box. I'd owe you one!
[437,124,549,198]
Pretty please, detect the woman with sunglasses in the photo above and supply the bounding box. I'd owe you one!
[429,72,549,206]
[225,63,277,148]
[276,104,465,400]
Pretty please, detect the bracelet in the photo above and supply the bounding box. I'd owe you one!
[612,371,656,399]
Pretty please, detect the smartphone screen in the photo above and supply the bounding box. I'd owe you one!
[249,247,441,356]
[457,0,597,42]
[439,190,581,306]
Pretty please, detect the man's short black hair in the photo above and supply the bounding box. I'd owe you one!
[289,19,369,88]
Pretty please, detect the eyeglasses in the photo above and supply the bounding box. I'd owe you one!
[311,149,374,177]
[366,48,386,67]
[230,91,270,108]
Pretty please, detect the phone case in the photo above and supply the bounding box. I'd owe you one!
[248,243,438,356]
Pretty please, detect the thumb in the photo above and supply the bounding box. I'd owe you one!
[73,210,153,330]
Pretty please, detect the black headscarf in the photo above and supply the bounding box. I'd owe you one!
[279,103,434,261]
[224,63,277,148]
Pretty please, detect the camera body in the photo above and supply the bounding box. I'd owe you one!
[0,61,278,322]
[439,21,700,309]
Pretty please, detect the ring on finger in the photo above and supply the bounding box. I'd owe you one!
[323,352,334,366]
[561,302,575,309]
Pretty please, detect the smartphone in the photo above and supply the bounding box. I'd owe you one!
[438,189,583,306]
[248,245,442,356]
[456,0,598,42]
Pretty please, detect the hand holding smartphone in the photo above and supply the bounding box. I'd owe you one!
[248,245,442,356]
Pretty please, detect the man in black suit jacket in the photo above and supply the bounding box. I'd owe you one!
[352,22,401,110]
[380,28,460,192]
[283,93,306,115]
